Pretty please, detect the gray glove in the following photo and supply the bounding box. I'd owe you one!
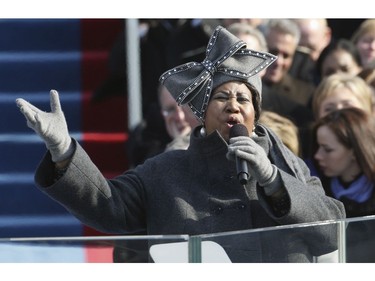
[227,136,279,189]
[16,89,74,163]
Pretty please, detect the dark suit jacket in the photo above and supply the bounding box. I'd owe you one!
[262,74,316,158]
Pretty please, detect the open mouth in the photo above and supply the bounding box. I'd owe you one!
[227,121,238,127]
[227,117,240,127]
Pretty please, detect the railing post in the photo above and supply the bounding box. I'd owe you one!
[125,18,142,131]
[338,220,346,263]
[188,236,202,263]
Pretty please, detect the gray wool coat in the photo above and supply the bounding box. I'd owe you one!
[35,124,345,262]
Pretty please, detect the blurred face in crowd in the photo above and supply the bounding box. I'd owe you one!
[205,81,255,141]
[221,18,265,28]
[297,19,331,61]
[317,86,364,119]
[264,29,297,84]
[321,49,362,78]
[240,34,263,52]
[356,31,375,67]
[159,86,200,139]
[314,125,359,182]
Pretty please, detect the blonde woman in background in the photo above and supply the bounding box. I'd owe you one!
[306,73,374,177]
[312,73,374,120]
[351,19,375,68]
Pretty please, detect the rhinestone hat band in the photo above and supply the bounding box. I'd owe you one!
[159,25,277,121]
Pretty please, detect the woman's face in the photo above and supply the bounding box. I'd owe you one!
[356,31,375,67]
[314,125,359,182]
[321,49,362,78]
[204,81,255,141]
[318,86,364,119]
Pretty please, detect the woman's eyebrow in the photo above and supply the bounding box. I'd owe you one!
[212,91,229,96]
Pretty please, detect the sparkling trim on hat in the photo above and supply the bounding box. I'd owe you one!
[188,78,212,120]
[159,25,277,121]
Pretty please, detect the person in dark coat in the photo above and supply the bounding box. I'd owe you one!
[16,26,345,263]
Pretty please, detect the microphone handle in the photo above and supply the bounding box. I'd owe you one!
[238,172,249,185]
[236,158,249,185]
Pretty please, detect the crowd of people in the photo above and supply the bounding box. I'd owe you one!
[15,18,375,263]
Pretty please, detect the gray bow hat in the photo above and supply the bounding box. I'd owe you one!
[159,25,277,121]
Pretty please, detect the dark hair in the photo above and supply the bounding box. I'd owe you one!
[312,107,375,181]
[247,83,261,123]
[316,39,362,79]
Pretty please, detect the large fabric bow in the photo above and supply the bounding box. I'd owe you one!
[159,25,277,121]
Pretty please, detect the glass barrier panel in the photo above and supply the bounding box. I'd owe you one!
[197,220,341,263]
[344,215,375,263]
[0,235,189,263]
[3,216,375,263]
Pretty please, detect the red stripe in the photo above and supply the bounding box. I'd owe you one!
[82,132,128,142]
[80,20,129,260]
[85,246,114,263]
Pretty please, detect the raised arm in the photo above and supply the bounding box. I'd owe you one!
[16,89,74,167]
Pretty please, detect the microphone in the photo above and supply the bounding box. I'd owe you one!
[229,124,250,185]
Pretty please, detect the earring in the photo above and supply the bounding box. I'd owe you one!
[200,126,206,137]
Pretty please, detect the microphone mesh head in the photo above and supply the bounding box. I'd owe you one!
[229,124,249,138]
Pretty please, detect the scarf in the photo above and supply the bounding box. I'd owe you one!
[331,175,374,203]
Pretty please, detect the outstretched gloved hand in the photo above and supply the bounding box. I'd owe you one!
[227,136,278,189]
[16,89,74,163]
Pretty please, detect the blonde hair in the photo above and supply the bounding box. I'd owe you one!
[358,65,375,113]
[351,19,375,45]
[259,111,300,156]
[358,65,375,88]
[312,73,373,119]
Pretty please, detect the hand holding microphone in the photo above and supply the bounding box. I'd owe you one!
[227,124,277,187]
[16,89,74,163]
